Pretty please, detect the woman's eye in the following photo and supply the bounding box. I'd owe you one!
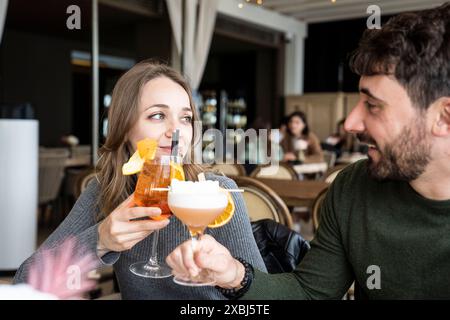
[149,113,165,120]
[182,115,193,123]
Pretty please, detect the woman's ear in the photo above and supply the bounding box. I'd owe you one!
[431,98,450,137]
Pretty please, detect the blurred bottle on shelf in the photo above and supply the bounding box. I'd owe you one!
[226,97,247,129]
[201,91,217,130]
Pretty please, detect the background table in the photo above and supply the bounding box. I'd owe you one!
[256,178,329,207]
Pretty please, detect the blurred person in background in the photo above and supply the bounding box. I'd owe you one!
[281,111,324,163]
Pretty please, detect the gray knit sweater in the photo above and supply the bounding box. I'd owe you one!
[13,174,267,299]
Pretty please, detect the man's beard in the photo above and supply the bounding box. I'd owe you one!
[357,120,432,181]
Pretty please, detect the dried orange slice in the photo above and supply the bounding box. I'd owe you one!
[122,150,145,175]
[170,162,185,181]
[208,188,235,228]
[137,138,157,160]
[122,138,158,175]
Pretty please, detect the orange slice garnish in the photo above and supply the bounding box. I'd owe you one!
[122,138,157,175]
[137,138,157,160]
[170,162,185,181]
[208,188,235,228]
[122,150,145,175]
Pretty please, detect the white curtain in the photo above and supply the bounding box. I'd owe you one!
[166,0,182,55]
[166,0,219,91]
[0,0,8,44]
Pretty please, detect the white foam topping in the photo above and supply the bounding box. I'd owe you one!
[168,180,228,209]
[170,179,221,194]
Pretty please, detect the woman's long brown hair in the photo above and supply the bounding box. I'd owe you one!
[95,60,205,221]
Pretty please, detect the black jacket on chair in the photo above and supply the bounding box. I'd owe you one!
[251,219,310,274]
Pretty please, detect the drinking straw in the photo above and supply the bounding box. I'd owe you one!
[171,129,180,157]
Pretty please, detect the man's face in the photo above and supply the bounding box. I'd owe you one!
[344,75,432,181]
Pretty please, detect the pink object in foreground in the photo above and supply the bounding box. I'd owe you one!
[27,238,99,300]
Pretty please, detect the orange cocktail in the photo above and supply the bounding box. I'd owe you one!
[124,136,185,279]
[134,156,171,220]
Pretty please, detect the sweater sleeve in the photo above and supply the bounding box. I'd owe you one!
[206,174,267,274]
[13,180,121,284]
[242,168,354,300]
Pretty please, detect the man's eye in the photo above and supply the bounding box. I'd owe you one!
[149,113,165,120]
[364,101,379,111]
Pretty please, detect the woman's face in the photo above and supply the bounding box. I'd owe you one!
[128,76,194,158]
[288,116,305,137]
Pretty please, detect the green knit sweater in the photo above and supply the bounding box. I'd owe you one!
[245,160,450,299]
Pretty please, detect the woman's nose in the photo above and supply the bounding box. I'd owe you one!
[164,117,180,138]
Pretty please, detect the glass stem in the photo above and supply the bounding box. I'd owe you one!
[190,231,203,252]
[147,229,160,267]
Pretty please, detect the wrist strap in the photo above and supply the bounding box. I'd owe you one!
[215,257,254,300]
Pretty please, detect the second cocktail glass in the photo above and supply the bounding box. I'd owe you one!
[168,180,228,286]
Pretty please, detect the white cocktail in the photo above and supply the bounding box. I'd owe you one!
[168,179,228,286]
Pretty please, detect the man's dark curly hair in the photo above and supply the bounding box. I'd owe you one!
[350,2,450,110]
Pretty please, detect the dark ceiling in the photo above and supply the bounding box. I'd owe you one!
[4,0,162,41]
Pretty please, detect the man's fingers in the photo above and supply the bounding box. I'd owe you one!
[166,248,190,276]
[180,241,200,277]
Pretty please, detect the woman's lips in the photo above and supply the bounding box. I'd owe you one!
[158,146,172,155]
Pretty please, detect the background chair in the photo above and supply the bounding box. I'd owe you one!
[323,163,348,184]
[233,176,293,229]
[74,168,97,199]
[38,148,70,227]
[210,163,246,177]
[311,187,329,232]
[250,163,298,180]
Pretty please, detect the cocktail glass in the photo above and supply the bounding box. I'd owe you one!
[129,155,181,278]
[168,180,228,286]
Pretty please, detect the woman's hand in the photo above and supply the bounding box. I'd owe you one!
[166,235,246,289]
[283,152,297,161]
[98,194,170,253]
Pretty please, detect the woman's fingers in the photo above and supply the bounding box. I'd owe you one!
[112,218,170,235]
[117,231,151,244]
[118,206,163,222]
[117,193,135,210]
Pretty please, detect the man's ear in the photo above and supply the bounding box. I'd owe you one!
[431,97,450,136]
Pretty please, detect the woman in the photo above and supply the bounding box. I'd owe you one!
[280,111,323,163]
[14,60,266,299]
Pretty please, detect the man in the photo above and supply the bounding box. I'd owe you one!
[167,2,450,299]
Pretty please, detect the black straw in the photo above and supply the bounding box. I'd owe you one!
[171,129,180,157]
